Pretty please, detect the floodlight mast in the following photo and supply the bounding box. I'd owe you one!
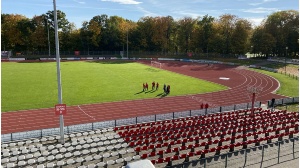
[53,0,65,144]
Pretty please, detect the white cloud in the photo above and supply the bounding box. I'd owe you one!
[136,6,158,17]
[263,0,277,2]
[249,0,278,6]
[176,11,201,19]
[249,2,263,6]
[101,0,142,5]
[148,0,159,5]
[190,0,213,3]
[242,7,279,14]
[248,17,265,26]
[73,0,86,4]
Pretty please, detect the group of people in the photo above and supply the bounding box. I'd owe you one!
[143,82,159,91]
[163,84,171,94]
[142,82,170,94]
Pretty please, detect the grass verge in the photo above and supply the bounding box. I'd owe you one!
[250,68,299,97]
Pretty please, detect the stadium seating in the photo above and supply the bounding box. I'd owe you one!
[1,108,298,167]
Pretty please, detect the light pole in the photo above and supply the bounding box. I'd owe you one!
[126,29,128,59]
[47,19,51,57]
[285,46,288,74]
[206,46,208,58]
[53,0,65,144]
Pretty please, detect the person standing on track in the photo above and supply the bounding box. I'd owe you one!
[156,82,159,90]
[143,83,145,91]
[163,84,166,93]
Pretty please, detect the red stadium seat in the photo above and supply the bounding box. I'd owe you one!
[180,145,187,151]
[148,151,156,157]
[193,143,200,148]
[165,148,172,154]
[129,141,135,147]
[202,149,209,154]
[200,142,207,147]
[169,141,175,147]
[135,140,142,146]
[187,144,194,151]
[164,156,172,166]
[234,142,242,147]
[141,153,148,159]
[155,143,162,149]
[131,136,137,141]
[194,136,200,143]
[209,147,216,153]
[222,144,229,150]
[229,143,234,152]
[144,139,150,145]
[151,159,156,165]
[195,150,202,156]
[125,137,130,142]
[162,142,169,148]
[213,139,219,144]
[133,146,141,154]
[141,145,148,151]
[187,152,194,157]
[172,147,179,154]
[176,139,182,145]
[172,155,180,161]
[180,153,187,162]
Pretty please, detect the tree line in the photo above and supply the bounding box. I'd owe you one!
[1,10,298,57]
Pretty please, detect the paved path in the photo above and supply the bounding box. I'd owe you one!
[1,61,287,134]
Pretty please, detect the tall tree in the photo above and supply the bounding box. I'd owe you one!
[44,10,70,31]
[177,17,198,53]
[135,17,156,51]
[31,15,48,51]
[231,19,252,55]
[218,14,237,54]
[263,10,299,57]
[251,26,276,57]
[197,15,215,54]
[1,14,28,51]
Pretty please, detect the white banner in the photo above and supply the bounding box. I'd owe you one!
[9,58,25,61]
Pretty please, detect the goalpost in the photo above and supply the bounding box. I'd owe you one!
[151,61,162,69]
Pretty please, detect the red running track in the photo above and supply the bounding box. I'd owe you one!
[1,61,287,134]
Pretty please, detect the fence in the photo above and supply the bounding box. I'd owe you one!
[172,137,299,168]
[8,50,238,58]
[1,97,298,143]
[1,101,261,142]
[267,97,299,108]
[278,71,299,79]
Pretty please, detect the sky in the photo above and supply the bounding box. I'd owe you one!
[1,0,299,28]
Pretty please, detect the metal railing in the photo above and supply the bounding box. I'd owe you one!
[1,101,261,142]
[268,97,299,108]
[6,50,238,58]
[172,137,299,168]
[1,96,298,142]
[1,96,299,142]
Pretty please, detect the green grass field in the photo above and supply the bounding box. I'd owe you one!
[1,61,227,112]
[250,69,299,97]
